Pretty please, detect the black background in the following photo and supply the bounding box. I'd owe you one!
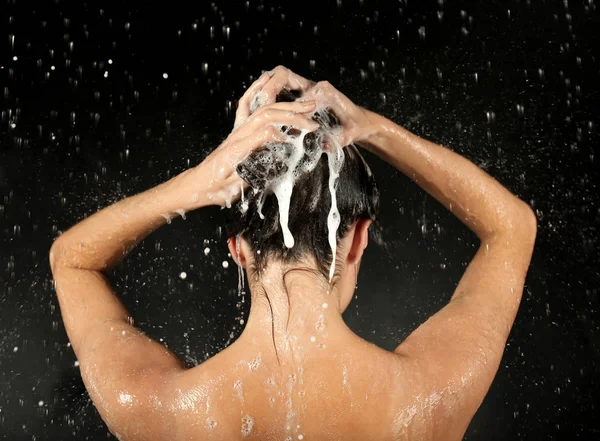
[0,0,598,439]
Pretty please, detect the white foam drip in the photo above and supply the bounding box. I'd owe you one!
[271,128,312,249]
[256,192,266,220]
[240,183,248,212]
[326,146,344,281]
[236,233,245,296]
[239,103,345,283]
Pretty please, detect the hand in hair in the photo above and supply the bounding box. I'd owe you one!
[199,100,319,207]
[234,66,315,128]
[303,81,372,147]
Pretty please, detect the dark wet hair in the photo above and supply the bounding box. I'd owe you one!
[226,91,379,278]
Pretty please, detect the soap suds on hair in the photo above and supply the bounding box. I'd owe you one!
[236,97,345,282]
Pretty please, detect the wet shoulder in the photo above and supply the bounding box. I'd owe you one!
[163,337,418,441]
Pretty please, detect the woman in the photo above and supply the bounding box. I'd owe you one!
[50,66,536,441]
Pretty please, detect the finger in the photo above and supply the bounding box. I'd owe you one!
[235,72,271,125]
[305,88,347,122]
[251,100,316,116]
[270,65,314,91]
[258,125,288,143]
[228,122,286,149]
[235,72,270,126]
[228,126,286,165]
[305,82,333,102]
[287,71,314,92]
[260,68,290,106]
[249,109,320,132]
[240,72,271,108]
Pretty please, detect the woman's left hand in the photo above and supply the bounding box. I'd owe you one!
[188,100,319,208]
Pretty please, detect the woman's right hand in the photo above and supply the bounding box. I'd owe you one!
[234,66,315,129]
[303,81,375,148]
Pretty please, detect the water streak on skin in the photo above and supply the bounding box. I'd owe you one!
[234,379,245,405]
[117,392,134,408]
[168,375,226,416]
[391,386,451,441]
[206,417,218,431]
[241,414,254,437]
[342,365,350,394]
[248,353,262,371]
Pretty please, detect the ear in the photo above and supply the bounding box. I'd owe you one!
[227,236,249,268]
[347,218,372,265]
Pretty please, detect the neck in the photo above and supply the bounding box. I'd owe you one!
[239,264,350,360]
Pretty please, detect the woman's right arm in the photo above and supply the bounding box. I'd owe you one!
[361,109,536,241]
[306,81,537,439]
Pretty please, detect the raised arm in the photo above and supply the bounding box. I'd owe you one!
[305,81,536,440]
[360,111,536,241]
[366,110,535,439]
[49,96,318,441]
[360,108,536,349]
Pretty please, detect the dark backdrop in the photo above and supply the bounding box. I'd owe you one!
[0,0,598,439]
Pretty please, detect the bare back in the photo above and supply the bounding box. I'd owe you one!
[164,332,424,441]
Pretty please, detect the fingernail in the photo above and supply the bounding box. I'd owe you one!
[301,100,316,107]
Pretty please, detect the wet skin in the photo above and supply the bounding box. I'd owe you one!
[49,67,537,441]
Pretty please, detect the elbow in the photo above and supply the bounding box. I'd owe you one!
[515,200,538,241]
[504,199,538,252]
[484,199,538,248]
[49,239,65,273]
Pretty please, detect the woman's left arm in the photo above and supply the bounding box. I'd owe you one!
[48,98,317,440]
[50,168,208,275]
[48,167,212,438]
